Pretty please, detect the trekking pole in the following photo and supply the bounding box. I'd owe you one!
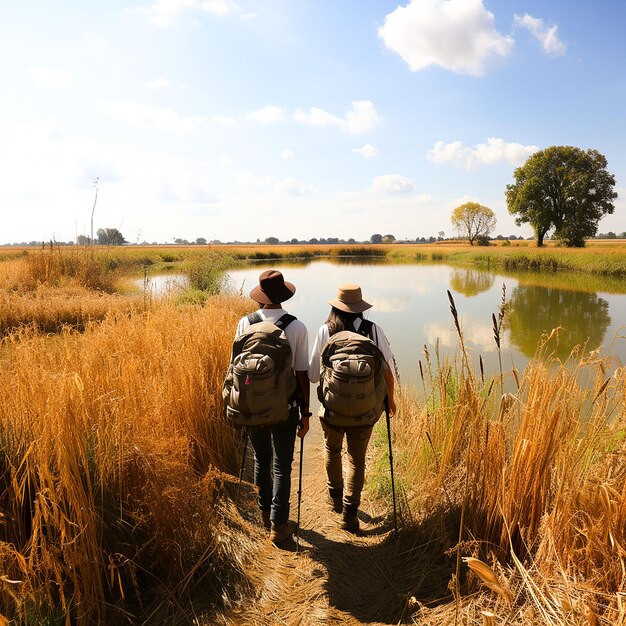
[296,435,304,550]
[385,398,398,536]
[236,429,249,505]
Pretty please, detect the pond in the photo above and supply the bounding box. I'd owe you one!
[139,272,189,295]
[225,260,626,389]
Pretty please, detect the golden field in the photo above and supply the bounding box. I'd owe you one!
[0,246,625,624]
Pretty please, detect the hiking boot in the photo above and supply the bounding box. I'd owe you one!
[326,490,343,514]
[261,510,271,531]
[270,521,296,545]
[341,507,360,533]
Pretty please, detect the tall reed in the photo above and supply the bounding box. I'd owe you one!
[393,314,626,624]
[0,295,252,623]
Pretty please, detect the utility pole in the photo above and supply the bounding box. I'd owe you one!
[90,177,99,245]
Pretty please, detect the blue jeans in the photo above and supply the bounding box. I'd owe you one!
[248,407,299,525]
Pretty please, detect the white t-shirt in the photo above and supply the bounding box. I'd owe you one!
[308,317,395,384]
[235,308,309,372]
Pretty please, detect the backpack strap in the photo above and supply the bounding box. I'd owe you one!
[356,319,374,340]
[246,312,296,329]
[275,313,296,330]
[247,311,263,325]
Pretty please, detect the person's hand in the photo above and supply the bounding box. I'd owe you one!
[388,397,397,417]
[297,415,310,438]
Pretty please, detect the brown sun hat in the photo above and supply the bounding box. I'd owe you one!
[249,270,296,305]
[328,283,372,313]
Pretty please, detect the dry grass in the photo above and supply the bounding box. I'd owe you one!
[0,250,162,334]
[390,296,626,625]
[0,286,146,335]
[0,294,255,624]
[3,245,626,624]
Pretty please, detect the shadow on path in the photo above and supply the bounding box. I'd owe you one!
[297,509,456,625]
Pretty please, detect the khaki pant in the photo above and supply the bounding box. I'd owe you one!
[321,420,373,510]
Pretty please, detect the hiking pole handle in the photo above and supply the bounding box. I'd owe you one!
[236,429,249,505]
[385,397,398,536]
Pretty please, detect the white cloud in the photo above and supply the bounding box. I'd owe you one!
[378,0,514,77]
[514,14,566,56]
[247,105,286,124]
[211,115,237,126]
[353,144,378,158]
[371,174,415,194]
[370,296,411,313]
[95,101,205,131]
[146,77,186,89]
[428,137,539,170]
[27,67,75,89]
[275,178,316,197]
[280,149,294,159]
[294,100,381,134]
[130,0,238,27]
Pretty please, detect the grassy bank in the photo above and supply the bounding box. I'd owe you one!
[4,243,626,288]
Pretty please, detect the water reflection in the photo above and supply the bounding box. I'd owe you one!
[507,285,611,359]
[139,273,188,294]
[449,269,495,297]
[215,261,626,387]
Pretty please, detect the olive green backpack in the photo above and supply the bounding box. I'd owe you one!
[317,321,388,428]
[223,312,297,427]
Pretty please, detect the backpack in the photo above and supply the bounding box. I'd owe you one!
[223,312,297,427]
[317,320,389,428]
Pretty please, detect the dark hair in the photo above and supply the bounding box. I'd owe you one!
[326,306,363,336]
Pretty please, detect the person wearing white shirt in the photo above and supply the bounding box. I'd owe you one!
[308,283,395,532]
[234,270,310,545]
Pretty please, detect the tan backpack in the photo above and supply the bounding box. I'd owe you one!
[317,321,388,428]
[223,313,297,427]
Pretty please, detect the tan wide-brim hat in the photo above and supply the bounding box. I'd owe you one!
[249,270,296,305]
[328,283,372,313]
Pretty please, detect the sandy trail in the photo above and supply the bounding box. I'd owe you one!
[222,418,452,626]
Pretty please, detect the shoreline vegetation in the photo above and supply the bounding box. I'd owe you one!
[0,246,625,623]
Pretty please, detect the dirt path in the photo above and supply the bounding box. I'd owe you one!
[221,419,452,625]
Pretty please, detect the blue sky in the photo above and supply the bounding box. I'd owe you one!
[1,0,624,244]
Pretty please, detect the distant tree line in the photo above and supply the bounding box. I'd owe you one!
[595,231,626,239]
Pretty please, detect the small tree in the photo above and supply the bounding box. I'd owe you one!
[96,228,127,246]
[370,233,383,244]
[506,146,616,247]
[195,237,207,245]
[265,236,279,245]
[382,234,396,244]
[450,202,496,245]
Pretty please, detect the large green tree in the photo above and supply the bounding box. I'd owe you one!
[450,202,496,245]
[506,146,617,247]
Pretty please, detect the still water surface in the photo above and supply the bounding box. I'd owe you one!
[224,261,626,388]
